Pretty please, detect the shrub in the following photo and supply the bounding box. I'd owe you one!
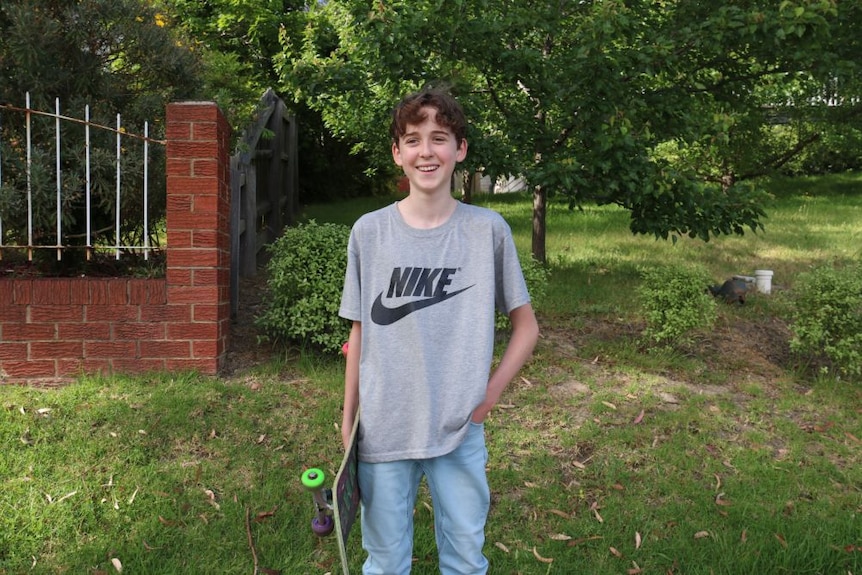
[789,264,862,379]
[496,255,550,332]
[256,220,352,354]
[637,265,717,349]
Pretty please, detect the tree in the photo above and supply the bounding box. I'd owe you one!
[284,0,860,263]
[159,0,381,201]
[0,0,202,270]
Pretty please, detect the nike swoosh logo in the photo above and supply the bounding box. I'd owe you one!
[371,285,474,325]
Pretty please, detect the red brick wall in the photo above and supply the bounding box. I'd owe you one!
[0,102,231,385]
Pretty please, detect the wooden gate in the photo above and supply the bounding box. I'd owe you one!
[230,89,298,319]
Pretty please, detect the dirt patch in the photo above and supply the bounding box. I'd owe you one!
[223,271,276,376]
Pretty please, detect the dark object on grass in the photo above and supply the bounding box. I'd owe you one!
[708,279,749,304]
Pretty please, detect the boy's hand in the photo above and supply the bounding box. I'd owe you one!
[471,402,493,424]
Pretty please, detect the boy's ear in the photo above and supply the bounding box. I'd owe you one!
[456,138,468,162]
[392,141,404,166]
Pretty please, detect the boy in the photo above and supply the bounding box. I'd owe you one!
[339,87,539,574]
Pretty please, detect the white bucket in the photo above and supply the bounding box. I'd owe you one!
[754,270,774,294]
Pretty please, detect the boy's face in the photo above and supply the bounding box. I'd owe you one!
[392,107,467,196]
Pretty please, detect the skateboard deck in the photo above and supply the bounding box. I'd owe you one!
[333,410,361,575]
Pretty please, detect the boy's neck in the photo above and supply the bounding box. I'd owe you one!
[397,192,458,229]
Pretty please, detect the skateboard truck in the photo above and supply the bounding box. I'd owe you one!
[301,468,335,536]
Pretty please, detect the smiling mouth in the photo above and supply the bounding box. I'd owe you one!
[417,165,438,172]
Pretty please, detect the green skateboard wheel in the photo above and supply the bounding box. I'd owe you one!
[301,468,326,490]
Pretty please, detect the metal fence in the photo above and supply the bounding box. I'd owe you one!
[0,93,163,263]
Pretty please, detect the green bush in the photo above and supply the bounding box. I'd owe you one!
[256,220,352,354]
[789,264,862,379]
[637,265,717,348]
[496,255,550,332]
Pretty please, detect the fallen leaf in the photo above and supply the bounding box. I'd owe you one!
[813,421,834,433]
[254,507,277,522]
[775,533,787,548]
[628,561,643,575]
[524,481,538,488]
[54,491,77,504]
[550,533,572,541]
[635,531,642,549]
[633,410,645,424]
[845,431,860,444]
[110,557,122,573]
[158,516,177,527]
[532,546,553,563]
[715,493,732,506]
[602,401,617,410]
[256,434,267,444]
[694,531,710,539]
[714,474,722,491]
[549,509,571,519]
[494,541,510,553]
[612,483,625,491]
[592,508,604,523]
[572,460,586,470]
[609,546,623,558]
[740,529,747,543]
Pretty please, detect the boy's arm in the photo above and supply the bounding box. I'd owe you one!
[342,320,362,449]
[471,303,539,423]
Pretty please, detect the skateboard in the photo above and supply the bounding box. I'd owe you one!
[302,410,361,575]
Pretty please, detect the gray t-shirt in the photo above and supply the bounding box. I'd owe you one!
[339,201,530,463]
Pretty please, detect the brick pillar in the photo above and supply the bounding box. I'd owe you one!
[165,102,231,374]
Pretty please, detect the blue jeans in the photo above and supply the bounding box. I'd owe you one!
[358,422,490,575]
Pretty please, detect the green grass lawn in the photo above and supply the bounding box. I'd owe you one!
[1,173,860,574]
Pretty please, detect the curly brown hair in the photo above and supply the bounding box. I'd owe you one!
[390,87,467,146]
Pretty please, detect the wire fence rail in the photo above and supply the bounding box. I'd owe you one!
[0,92,163,263]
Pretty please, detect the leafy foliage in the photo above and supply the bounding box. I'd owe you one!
[637,265,718,349]
[160,0,380,202]
[284,0,861,261]
[256,220,352,354]
[790,263,862,379]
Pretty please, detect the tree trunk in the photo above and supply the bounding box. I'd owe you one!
[460,171,473,204]
[532,184,547,264]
